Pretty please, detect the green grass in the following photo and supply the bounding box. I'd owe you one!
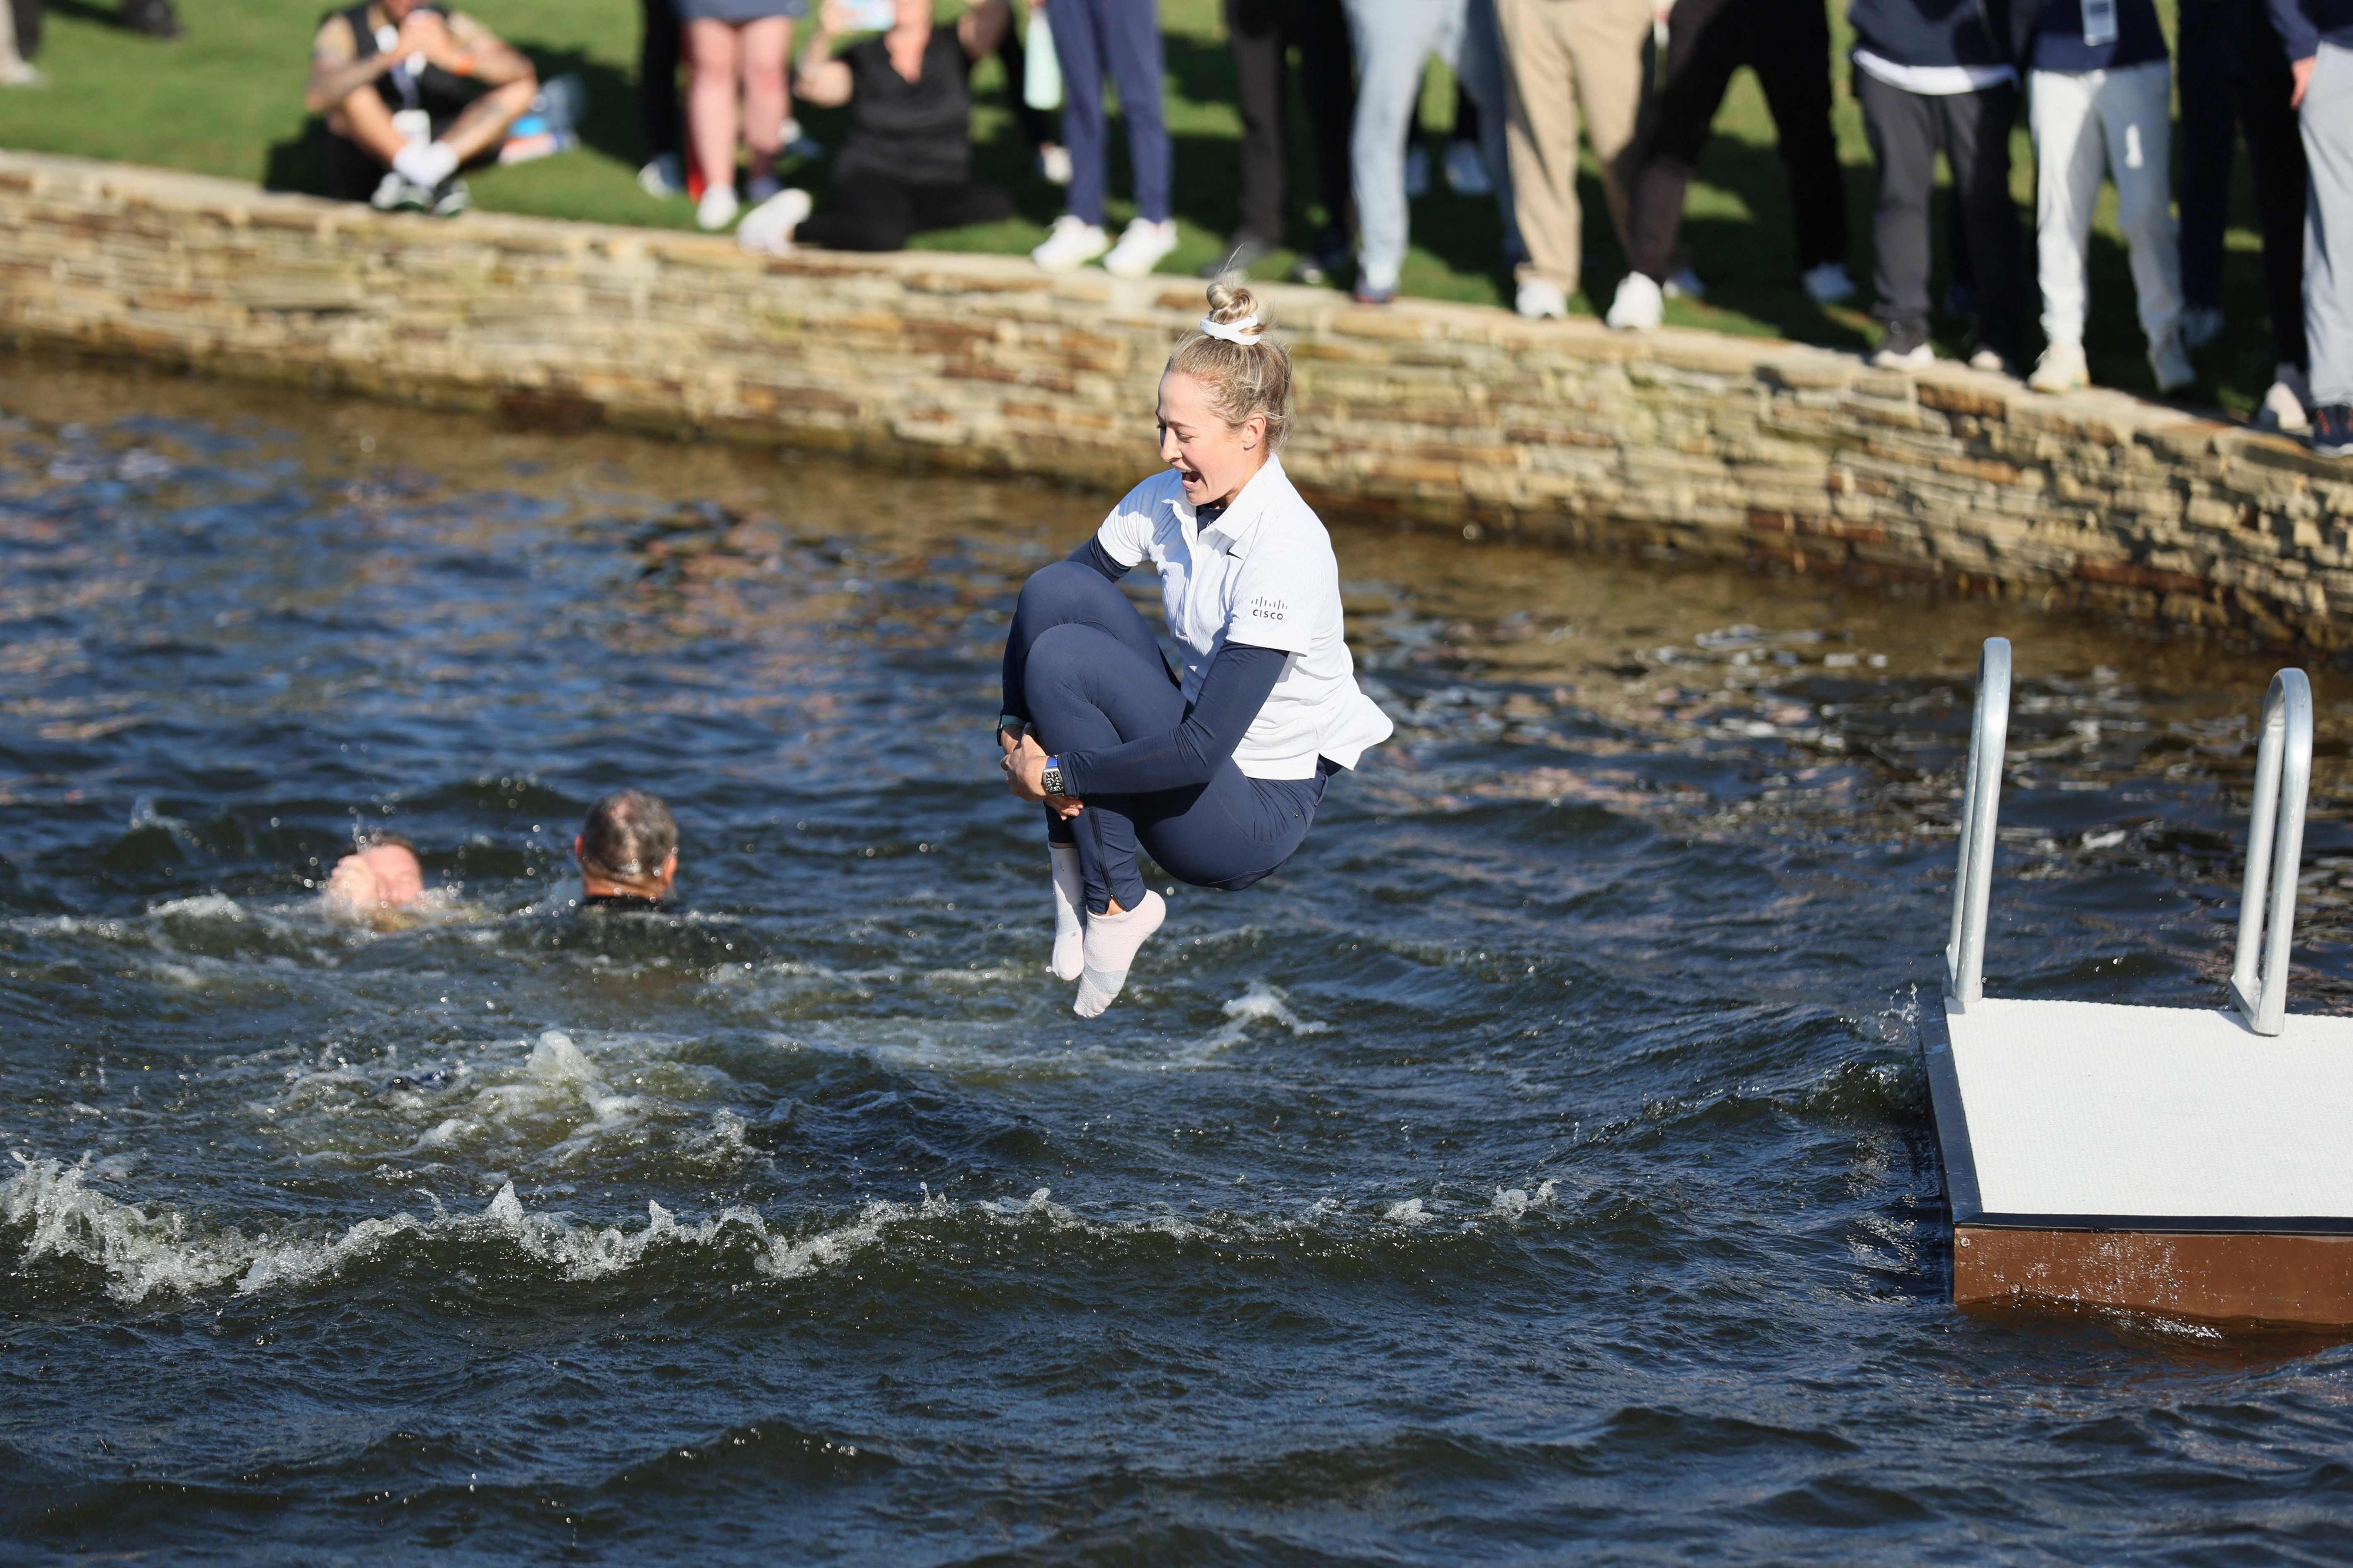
[0,0,2292,411]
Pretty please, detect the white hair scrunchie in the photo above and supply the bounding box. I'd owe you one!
[1197,314,1264,346]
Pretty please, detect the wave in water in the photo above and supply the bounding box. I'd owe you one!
[0,1152,1567,1307]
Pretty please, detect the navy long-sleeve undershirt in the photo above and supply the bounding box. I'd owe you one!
[1052,538,1289,798]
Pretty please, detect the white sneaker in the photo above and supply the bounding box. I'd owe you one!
[696,184,740,232]
[2180,303,2226,349]
[738,187,812,254]
[1031,214,1110,272]
[2027,340,2088,393]
[369,169,432,212]
[2257,363,2314,435]
[1967,346,2009,375]
[1405,145,1429,199]
[1663,265,1705,301]
[1802,261,1857,305]
[1516,276,1568,319]
[1036,144,1073,186]
[637,152,685,198]
[1442,138,1491,196]
[1605,271,1664,331]
[1102,216,1178,278]
[2149,329,2195,394]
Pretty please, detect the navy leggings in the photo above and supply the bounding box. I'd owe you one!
[1005,562,1325,916]
[1049,0,1173,226]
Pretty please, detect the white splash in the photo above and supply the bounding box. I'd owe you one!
[1,1152,1574,1306]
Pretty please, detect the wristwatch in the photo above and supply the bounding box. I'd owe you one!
[1040,756,1066,797]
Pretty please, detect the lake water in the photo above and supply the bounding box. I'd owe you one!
[5,358,2353,1564]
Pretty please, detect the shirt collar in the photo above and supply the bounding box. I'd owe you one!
[1161,456,1288,558]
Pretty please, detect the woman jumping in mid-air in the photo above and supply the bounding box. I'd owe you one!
[998,282,1393,1017]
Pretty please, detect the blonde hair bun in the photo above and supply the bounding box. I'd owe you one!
[1169,282,1294,449]
[1204,281,1264,329]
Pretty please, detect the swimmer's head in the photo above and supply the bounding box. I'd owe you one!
[576,789,679,902]
[324,832,425,920]
[1161,282,1292,508]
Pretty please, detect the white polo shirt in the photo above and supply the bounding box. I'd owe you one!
[1094,456,1393,780]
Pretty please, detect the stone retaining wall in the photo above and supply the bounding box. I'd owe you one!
[4,149,2351,643]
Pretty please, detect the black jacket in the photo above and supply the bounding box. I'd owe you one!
[1851,0,2032,68]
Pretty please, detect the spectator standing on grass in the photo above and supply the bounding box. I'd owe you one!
[1604,0,1856,331]
[2176,0,2311,431]
[638,0,688,196]
[5,0,179,63]
[1847,0,2027,370]
[738,0,1018,253]
[305,0,539,217]
[2271,0,2353,456]
[679,0,809,232]
[1028,0,1179,276]
[1409,80,1494,206]
[0,0,32,86]
[1494,0,1652,319]
[2019,0,2192,395]
[995,5,1074,187]
[1205,0,1355,286]
[1345,0,1520,306]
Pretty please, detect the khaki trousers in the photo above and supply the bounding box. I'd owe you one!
[1495,0,1653,293]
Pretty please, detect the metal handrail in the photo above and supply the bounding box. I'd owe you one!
[1945,638,2011,1010]
[2229,668,2314,1036]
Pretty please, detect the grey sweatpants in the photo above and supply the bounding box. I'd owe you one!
[1341,0,1521,293]
[2305,42,2353,406]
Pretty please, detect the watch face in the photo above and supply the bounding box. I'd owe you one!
[1042,766,1064,795]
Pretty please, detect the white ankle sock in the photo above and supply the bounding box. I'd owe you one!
[1048,845,1085,982]
[393,140,458,188]
[1073,890,1165,1018]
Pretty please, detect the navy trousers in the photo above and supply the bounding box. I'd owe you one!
[1049,0,1174,225]
[1004,562,1324,916]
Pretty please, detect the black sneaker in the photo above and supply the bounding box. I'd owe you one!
[1870,318,1934,369]
[1199,232,1272,281]
[1292,226,1348,288]
[2314,404,2353,459]
[122,0,181,36]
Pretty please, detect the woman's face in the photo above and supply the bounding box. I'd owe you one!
[1157,372,1267,509]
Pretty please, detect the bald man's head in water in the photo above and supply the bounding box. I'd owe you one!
[576,789,679,908]
[324,832,426,923]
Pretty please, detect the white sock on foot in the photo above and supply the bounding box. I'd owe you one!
[1049,845,1085,982]
[393,140,459,189]
[1073,890,1165,1018]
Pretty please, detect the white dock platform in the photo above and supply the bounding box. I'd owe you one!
[1928,997,2353,1230]
[1919,641,2353,1327]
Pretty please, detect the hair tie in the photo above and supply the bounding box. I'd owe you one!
[1198,314,1263,346]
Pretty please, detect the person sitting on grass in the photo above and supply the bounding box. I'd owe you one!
[737,0,1016,253]
[575,789,682,910]
[323,831,428,926]
[305,0,538,217]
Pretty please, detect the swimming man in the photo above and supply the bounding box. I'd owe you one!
[324,831,427,922]
[575,789,680,909]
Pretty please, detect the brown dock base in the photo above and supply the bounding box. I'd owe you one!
[1955,1226,2353,1327]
